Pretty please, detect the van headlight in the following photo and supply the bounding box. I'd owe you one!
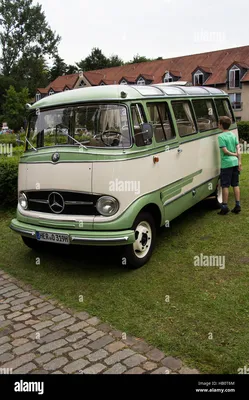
[19,192,28,210]
[96,196,119,216]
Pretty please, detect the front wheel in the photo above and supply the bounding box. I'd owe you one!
[209,180,222,209]
[123,212,156,269]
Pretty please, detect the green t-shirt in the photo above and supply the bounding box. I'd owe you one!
[218,131,239,169]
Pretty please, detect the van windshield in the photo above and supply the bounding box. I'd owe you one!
[27,104,131,149]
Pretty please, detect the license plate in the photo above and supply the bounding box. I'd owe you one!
[36,232,70,244]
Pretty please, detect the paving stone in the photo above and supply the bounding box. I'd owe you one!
[122,336,139,346]
[44,357,68,371]
[35,353,54,365]
[161,356,182,371]
[39,330,67,344]
[0,336,10,345]
[13,341,39,356]
[25,319,40,326]
[67,321,88,333]
[66,332,86,343]
[52,313,71,322]
[37,339,67,354]
[13,362,37,374]
[14,313,32,322]
[87,349,108,362]
[52,371,63,374]
[143,361,158,371]
[87,331,105,341]
[72,339,90,350]
[123,354,147,367]
[33,320,54,331]
[0,343,12,355]
[80,363,106,374]
[97,323,112,333]
[29,328,51,341]
[64,359,90,374]
[104,349,135,365]
[88,335,114,350]
[13,323,26,331]
[11,296,35,306]
[151,367,171,374]
[36,302,50,308]
[179,367,199,374]
[110,330,123,339]
[23,306,35,313]
[51,317,76,331]
[31,370,49,375]
[75,312,89,320]
[30,299,44,306]
[16,292,31,298]
[132,341,152,353]
[54,346,73,356]
[0,328,13,338]
[12,338,29,347]
[86,317,101,326]
[0,285,17,294]
[1,353,36,369]
[11,304,26,312]
[0,315,5,322]
[69,348,91,360]
[37,313,54,321]
[32,305,55,316]
[0,304,9,311]
[125,367,145,374]
[3,289,23,298]
[83,326,96,335]
[0,320,11,329]
[146,348,165,362]
[104,363,127,374]
[11,328,34,338]
[0,352,14,363]
[0,310,9,316]
[49,309,64,316]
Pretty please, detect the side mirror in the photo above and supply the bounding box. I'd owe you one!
[141,123,153,142]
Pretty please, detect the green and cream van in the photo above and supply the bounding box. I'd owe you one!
[10,84,238,268]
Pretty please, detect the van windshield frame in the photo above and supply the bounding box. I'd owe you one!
[26,103,132,150]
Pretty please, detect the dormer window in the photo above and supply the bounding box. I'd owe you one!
[35,93,41,102]
[48,89,55,96]
[120,79,128,85]
[137,77,146,86]
[229,65,240,88]
[164,72,173,83]
[64,87,69,91]
[79,80,86,87]
[194,70,204,86]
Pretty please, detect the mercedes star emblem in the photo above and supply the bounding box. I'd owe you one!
[48,192,65,214]
[52,152,60,162]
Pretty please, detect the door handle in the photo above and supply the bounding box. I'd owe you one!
[177,148,183,153]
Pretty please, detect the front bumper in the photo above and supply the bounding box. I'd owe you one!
[10,219,135,246]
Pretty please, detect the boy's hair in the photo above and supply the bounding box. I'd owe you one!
[219,116,231,130]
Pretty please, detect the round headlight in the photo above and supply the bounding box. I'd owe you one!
[96,196,119,216]
[19,192,28,210]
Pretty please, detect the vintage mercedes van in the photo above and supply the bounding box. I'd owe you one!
[10,84,238,268]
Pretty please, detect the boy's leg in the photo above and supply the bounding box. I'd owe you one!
[231,167,241,213]
[218,168,231,215]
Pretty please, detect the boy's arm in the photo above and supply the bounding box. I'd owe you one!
[236,143,242,171]
[220,147,237,157]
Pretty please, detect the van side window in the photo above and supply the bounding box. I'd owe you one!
[147,102,175,143]
[131,104,149,147]
[171,101,197,137]
[192,99,218,132]
[215,99,235,122]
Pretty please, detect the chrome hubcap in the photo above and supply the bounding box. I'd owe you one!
[133,221,152,259]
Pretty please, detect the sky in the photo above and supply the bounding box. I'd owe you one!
[39,0,249,66]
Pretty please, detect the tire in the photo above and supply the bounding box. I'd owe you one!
[123,212,156,269]
[21,236,42,250]
[208,180,222,209]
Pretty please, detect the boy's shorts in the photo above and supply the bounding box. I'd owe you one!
[220,166,239,188]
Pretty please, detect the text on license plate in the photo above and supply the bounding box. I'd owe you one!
[36,232,70,244]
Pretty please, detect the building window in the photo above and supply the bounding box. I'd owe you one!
[215,99,235,123]
[171,101,197,137]
[100,82,105,86]
[137,77,146,86]
[229,93,242,110]
[164,72,173,83]
[194,70,204,86]
[192,99,218,131]
[147,102,175,142]
[35,93,41,102]
[64,87,69,91]
[236,117,241,122]
[79,80,86,87]
[120,79,128,85]
[229,66,240,88]
[48,89,55,96]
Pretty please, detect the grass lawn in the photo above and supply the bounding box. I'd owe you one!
[1,155,249,374]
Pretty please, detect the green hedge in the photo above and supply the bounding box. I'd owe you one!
[237,121,249,142]
[0,157,19,206]
[0,133,26,147]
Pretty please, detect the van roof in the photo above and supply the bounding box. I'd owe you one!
[30,83,228,110]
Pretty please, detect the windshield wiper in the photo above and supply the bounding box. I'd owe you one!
[55,124,87,150]
[16,136,38,152]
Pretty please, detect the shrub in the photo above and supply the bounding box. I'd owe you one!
[0,133,26,147]
[237,121,249,142]
[0,156,19,206]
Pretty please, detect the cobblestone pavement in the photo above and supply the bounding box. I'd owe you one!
[0,269,199,374]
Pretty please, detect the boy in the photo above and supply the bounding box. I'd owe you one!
[218,116,242,215]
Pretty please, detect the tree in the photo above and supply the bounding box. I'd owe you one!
[76,48,109,72]
[0,75,19,117]
[0,0,61,76]
[107,55,123,68]
[2,85,30,131]
[129,54,151,64]
[49,55,68,82]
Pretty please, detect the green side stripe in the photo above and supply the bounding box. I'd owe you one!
[160,169,202,203]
